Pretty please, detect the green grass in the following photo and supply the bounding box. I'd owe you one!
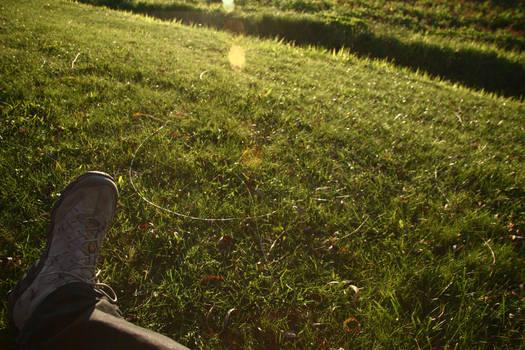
[78,0,525,98]
[1,0,524,349]
[134,0,525,52]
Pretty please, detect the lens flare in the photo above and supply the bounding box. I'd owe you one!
[228,45,245,71]
[223,0,235,13]
[240,147,263,168]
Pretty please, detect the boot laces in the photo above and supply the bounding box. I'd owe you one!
[39,212,118,303]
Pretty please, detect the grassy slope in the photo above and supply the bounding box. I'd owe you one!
[142,0,525,52]
[1,0,524,348]
[80,0,525,99]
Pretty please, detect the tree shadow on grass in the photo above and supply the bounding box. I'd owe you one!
[79,0,524,99]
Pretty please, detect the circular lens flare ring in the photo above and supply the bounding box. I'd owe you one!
[129,124,276,221]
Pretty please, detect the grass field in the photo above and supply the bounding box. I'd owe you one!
[121,0,525,51]
[1,0,524,348]
[79,0,525,99]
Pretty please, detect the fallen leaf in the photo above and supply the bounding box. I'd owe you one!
[132,112,147,117]
[343,317,360,334]
[139,222,154,230]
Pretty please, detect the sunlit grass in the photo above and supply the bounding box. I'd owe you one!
[0,0,523,349]
[79,0,525,99]
[134,0,525,52]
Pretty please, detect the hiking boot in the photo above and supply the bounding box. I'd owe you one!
[8,171,119,331]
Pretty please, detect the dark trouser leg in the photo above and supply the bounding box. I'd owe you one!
[17,282,189,350]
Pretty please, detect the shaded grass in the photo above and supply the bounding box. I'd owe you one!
[98,0,525,52]
[77,0,525,99]
[0,0,524,349]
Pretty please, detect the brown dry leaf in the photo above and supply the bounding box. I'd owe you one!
[201,275,225,283]
[132,112,147,117]
[139,222,154,230]
[343,317,361,334]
